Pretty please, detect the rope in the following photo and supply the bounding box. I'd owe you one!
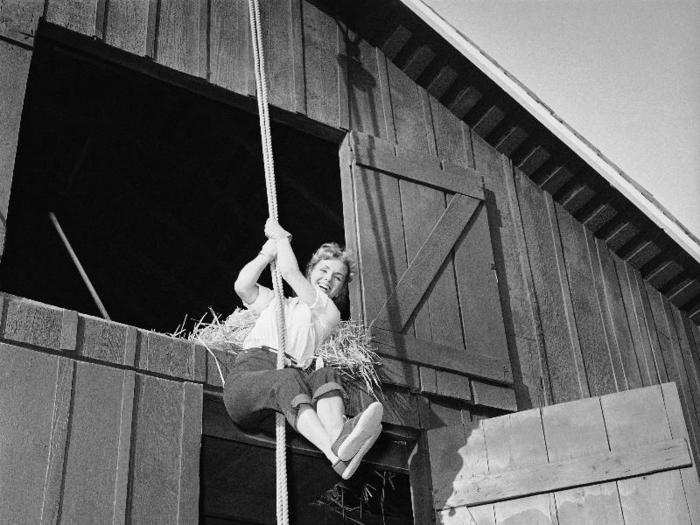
[246,1,289,523]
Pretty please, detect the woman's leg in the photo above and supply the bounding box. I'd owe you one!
[315,393,345,443]
[294,404,338,463]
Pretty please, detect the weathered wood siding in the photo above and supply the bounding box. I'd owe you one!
[0,298,203,522]
[430,383,700,524]
[0,0,698,444]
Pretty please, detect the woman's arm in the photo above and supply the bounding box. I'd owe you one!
[265,219,318,306]
[274,237,318,306]
[233,239,277,304]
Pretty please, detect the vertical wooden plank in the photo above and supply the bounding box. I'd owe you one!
[661,300,700,463]
[128,374,184,522]
[675,312,700,424]
[388,60,430,153]
[556,206,617,396]
[661,382,700,524]
[289,0,306,114]
[376,50,396,145]
[347,34,388,139]
[648,288,700,462]
[112,371,135,525]
[667,305,700,424]
[0,344,57,523]
[483,410,558,523]
[58,361,125,523]
[260,0,294,112]
[409,433,435,525]
[431,96,469,168]
[430,420,489,510]
[453,200,509,362]
[477,134,550,409]
[145,0,158,59]
[398,178,462,347]
[352,161,407,326]
[336,19,350,130]
[40,357,76,524]
[633,269,668,382]
[542,397,624,524]
[515,168,588,403]
[210,0,254,96]
[602,386,691,524]
[177,382,203,523]
[594,236,642,389]
[46,0,99,36]
[104,0,150,56]
[156,0,208,78]
[301,0,338,126]
[0,41,31,257]
[339,135,363,321]
[420,89,438,157]
[615,260,657,386]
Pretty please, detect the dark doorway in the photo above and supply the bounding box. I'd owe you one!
[200,396,414,524]
[1,30,345,333]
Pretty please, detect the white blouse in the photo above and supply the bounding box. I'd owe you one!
[241,284,341,369]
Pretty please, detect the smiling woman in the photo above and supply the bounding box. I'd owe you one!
[224,219,384,480]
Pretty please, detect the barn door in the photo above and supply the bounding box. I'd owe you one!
[427,383,700,524]
[340,131,511,386]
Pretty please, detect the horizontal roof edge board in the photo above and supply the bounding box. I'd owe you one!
[400,0,700,264]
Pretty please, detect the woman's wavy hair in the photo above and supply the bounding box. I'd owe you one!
[305,242,355,307]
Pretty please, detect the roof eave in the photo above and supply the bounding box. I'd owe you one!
[401,0,700,264]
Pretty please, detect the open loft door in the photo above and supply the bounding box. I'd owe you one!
[340,131,512,402]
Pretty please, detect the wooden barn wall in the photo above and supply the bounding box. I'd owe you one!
[0,295,203,522]
[0,1,698,443]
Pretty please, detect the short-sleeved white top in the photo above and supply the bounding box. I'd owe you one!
[241,284,341,369]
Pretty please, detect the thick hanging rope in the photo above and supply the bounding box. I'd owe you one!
[246,1,289,524]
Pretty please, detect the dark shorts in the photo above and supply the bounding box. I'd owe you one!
[223,347,345,431]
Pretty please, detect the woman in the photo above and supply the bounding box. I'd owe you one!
[223,219,383,480]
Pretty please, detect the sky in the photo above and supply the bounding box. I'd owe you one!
[425,0,700,239]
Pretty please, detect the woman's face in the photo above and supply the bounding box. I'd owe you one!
[309,258,348,299]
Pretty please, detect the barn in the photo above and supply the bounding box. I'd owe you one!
[0,1,698,523]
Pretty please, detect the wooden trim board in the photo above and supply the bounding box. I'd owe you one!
[350,132,483,198]
[372,194,480,331]
[439,437,691,509]
[373,328,513,385]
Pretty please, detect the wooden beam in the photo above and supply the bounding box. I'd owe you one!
[373,328,513,385]
[537,164,575,194]
[445,84,481,119]
[351,132,483,197]
[426,64,458,99]
[438,438,692,509]
[372,194,479,330]
[403,44,436,80]
[642,254,682,285]
[380,24,412,60]
[667,277,700,308]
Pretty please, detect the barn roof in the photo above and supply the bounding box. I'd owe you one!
[320,0,700,320]
[402,0,700,264]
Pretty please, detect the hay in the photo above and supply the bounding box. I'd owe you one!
[183,308,382,397]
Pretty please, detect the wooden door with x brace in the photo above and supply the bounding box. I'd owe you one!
[340,131,512,400]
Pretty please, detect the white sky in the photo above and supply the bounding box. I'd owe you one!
[425,0,700,238]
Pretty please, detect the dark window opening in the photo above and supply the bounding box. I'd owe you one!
[201,396,414,524]
[1,33,346,333]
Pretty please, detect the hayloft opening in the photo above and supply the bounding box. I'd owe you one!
[1,31,346,333]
